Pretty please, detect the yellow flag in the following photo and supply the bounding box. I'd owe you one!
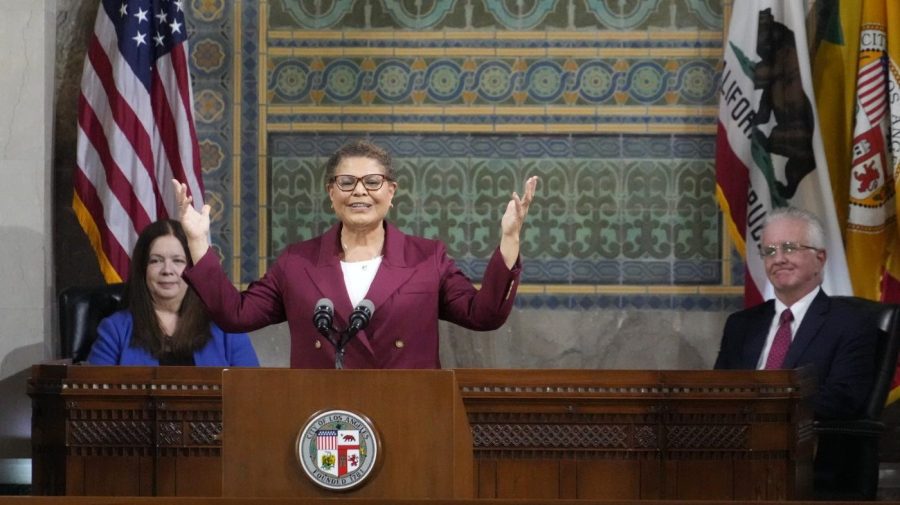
[815,0,900,404]
[880,2,900,308]
[824,0,900,305]
[880,0,900,405]
[813,0,861,236]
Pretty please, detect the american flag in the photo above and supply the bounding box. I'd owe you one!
[317,430,338,450]
[74,0,205,282]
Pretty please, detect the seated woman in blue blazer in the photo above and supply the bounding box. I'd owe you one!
[88,219,259,366]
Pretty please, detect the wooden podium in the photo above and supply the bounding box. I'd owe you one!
[220,369,473,498]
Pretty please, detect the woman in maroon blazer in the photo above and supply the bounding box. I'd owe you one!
[173,140,538,368]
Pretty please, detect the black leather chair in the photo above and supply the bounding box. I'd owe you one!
[58,284,125,363]
[813,296,900,500]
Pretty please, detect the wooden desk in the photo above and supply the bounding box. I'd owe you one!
[29,365,223,496]
[456,369,814,500]
[29,366,814,500]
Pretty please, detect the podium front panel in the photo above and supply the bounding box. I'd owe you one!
[221,369,473,499]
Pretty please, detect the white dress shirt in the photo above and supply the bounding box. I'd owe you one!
[340,256,382,308]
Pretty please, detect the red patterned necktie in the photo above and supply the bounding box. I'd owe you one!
[764,308,794,369]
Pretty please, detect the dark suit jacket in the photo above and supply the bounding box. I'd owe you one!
[714,290,877,419]
[183,221,521,369]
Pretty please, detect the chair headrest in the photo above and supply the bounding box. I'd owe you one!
[59,284,125,363]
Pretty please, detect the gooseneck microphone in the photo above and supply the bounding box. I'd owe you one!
[313,298,376,369]
[313,298,334,338]
[347,299,375,335]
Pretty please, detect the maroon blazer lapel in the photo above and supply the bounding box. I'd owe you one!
[357,223,416,358]
[306,223,351,311]
[364,222,417,310]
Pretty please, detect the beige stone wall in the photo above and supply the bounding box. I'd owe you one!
[247,309,726,370]
[0,0,55,463]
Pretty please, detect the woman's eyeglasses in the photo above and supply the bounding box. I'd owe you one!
[329,174,392,192]
[758,241,821,258]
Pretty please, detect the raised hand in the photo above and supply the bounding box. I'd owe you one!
[499,175,539,269]
[501,175,539,238]
[172,179,212,263]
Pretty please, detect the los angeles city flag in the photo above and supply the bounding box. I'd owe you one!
[815,0,900,404]
[715,0,853,307]
[849,3,900,303]
[74,0,205,282]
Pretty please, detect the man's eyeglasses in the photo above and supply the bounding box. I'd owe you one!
[329,174,393,192]
[758,241,821,258]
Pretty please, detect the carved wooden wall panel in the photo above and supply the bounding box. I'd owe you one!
[30,366,813,500]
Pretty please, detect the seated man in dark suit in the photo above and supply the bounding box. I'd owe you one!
[714,207,877,420]
[714,206,879,494]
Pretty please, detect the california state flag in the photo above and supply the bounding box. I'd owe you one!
[715,0,853,307]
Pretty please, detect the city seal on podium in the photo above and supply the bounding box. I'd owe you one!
[295,409,380,491]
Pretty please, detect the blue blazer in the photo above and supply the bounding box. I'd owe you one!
[714,290,877,419]
[87,310,260,366]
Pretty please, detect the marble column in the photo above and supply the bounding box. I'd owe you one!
[0,0,56,474]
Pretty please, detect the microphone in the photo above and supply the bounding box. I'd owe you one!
[313,298,334,338]
[347,299,375,335]
[324,299,374,370]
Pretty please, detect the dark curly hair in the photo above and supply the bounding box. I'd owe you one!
[324,139,394,182]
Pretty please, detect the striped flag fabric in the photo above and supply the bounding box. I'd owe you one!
[317,430,338,450]
[74,0,205,282]
[715,0,853,307]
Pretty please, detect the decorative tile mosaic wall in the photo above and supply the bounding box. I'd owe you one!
[186,0,742,311]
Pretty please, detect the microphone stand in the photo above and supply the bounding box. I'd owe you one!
[318,329,346,369]
[319,328,360,369]
[334,327,362,369]
[315,300,370,369]
[318,305,371,368]
[334,331,347,369]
